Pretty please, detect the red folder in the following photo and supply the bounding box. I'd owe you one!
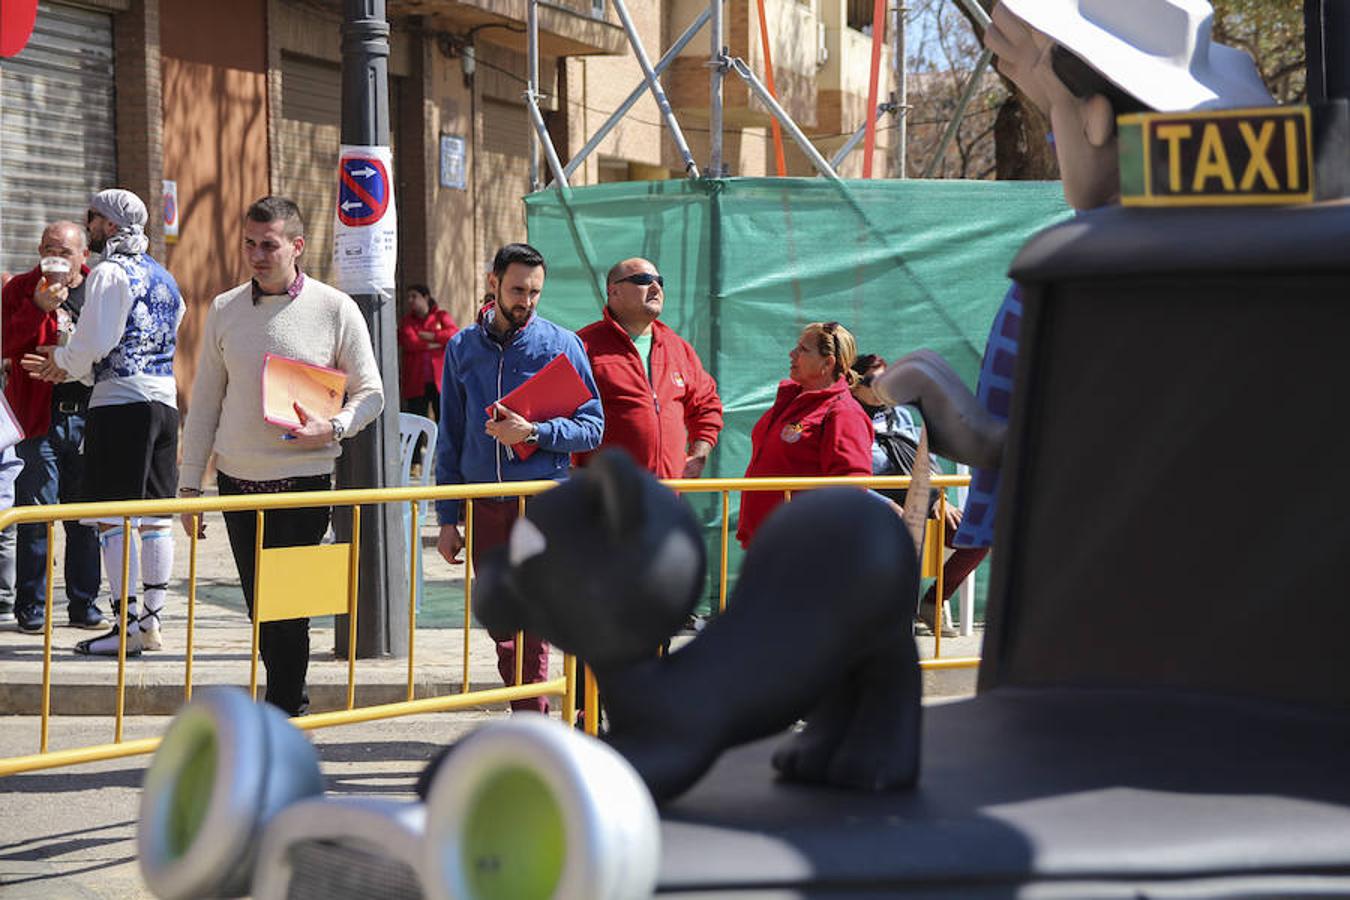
[487,354,592,460]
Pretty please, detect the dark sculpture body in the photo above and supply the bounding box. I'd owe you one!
[472,450,922,802]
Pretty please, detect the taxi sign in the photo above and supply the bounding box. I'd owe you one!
[1118,106,1314,207]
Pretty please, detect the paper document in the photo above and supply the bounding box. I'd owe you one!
[262,354,346,429]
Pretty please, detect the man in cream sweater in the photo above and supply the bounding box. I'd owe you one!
[177,196,383,716]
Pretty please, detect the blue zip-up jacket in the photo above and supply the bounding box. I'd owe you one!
[435,308,603,525]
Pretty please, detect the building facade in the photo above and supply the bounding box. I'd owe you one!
[0,0,895,406]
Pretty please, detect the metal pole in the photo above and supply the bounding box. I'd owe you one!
[337,0,406,658]
[528,96,571,190]
[563,7,711,180]
[710,0,725,176]
[953,0,991,30]
[611,0,701,177]
[830,102,895,170]
[921,47,992,178]
[728,56,839,180]
[894,2,908,178]
[527,0,541,191]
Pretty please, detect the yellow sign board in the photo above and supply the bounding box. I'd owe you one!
[1118,106,1314,207]
[255,543,353,622]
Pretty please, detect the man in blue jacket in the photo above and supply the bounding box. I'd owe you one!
[436,242,603,712]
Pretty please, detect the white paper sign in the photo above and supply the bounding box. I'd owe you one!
[332,144,398,296]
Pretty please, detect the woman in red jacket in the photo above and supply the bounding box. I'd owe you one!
[398,284,457,419]
[737,321,875,548]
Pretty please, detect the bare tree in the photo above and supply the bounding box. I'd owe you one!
[904,0,1006,178]
[911,0,1303,181]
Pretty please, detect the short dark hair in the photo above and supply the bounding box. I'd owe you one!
[851,353,884,378]
[245,196,305,239]
[1050,45,1150,116]
[492,243,546,280]
[408,283,437,309]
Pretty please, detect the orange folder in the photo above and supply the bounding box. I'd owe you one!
[262,353,346,429]
[488,354,592,460]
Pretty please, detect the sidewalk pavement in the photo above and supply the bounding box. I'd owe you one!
[0,507,981,723]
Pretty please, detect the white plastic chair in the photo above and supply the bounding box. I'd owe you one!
[398,412,438,520]
[399,413,438,611]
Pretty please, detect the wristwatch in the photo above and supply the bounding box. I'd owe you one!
[330,419,346,443]
[523,423,539,445]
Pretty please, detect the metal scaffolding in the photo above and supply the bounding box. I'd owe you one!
[521,0,986,183]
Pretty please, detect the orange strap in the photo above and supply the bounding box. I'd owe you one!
[862,0,888,178]
[754,0,788,176]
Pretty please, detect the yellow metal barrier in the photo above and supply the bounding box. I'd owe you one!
[0,472,973,777]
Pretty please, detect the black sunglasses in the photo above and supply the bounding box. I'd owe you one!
[614,272,664,288]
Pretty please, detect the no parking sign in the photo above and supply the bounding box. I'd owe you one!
[332,145,398,295]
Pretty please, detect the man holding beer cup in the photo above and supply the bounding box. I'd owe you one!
[0,221,103,634]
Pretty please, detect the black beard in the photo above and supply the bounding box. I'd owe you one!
[498,300,532,329]
[89,235,107,254]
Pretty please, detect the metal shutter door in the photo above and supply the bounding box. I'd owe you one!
[0,1,116,275]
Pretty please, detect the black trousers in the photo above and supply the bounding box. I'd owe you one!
[219,473,331,717]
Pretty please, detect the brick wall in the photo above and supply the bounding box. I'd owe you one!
[113,0,164,261]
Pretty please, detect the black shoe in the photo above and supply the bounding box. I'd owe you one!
[74,623,143,657]
[15,604,45,634]
[68,603,106,630]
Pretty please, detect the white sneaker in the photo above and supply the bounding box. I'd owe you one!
[74,623,143,657]
[139,611,163,651]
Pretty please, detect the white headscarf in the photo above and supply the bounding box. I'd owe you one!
[89,188,150,257]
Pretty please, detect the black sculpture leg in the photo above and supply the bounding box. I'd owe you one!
[771,681,858,784]
[824,636,922,790]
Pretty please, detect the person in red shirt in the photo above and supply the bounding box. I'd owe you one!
[576,258,722,479]
[737,321,874,548]
[397,284,457,420]
[1,220,103,633]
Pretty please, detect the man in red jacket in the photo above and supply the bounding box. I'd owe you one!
[1,221,103,633]
[576,258,722,479]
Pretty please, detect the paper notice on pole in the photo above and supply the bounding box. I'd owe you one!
[332,144,398,296]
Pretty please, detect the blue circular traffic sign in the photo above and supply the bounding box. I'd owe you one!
[337,155,391,227]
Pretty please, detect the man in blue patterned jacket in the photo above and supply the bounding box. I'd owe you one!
[24,189,184,657]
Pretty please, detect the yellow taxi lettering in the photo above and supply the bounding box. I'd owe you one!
[1237,120,1278,191]
[1191,123,1236,192]
[1285,118,1302,191]
[1156,124,1194,192]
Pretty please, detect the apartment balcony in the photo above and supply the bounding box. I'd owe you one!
[390,0,627,57]
[664,0,822,130]
[814,4,894,158]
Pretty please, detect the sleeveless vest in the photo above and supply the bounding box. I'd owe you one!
[92,254,182,383]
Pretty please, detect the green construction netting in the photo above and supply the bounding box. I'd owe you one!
[525,177,1070,618]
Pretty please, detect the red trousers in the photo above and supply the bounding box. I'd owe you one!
[922,543,990,608]
[471,499,551,713]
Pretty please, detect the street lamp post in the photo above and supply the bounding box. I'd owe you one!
[336,0,408,658]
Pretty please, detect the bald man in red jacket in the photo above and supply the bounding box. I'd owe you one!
[575,258,722,479]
